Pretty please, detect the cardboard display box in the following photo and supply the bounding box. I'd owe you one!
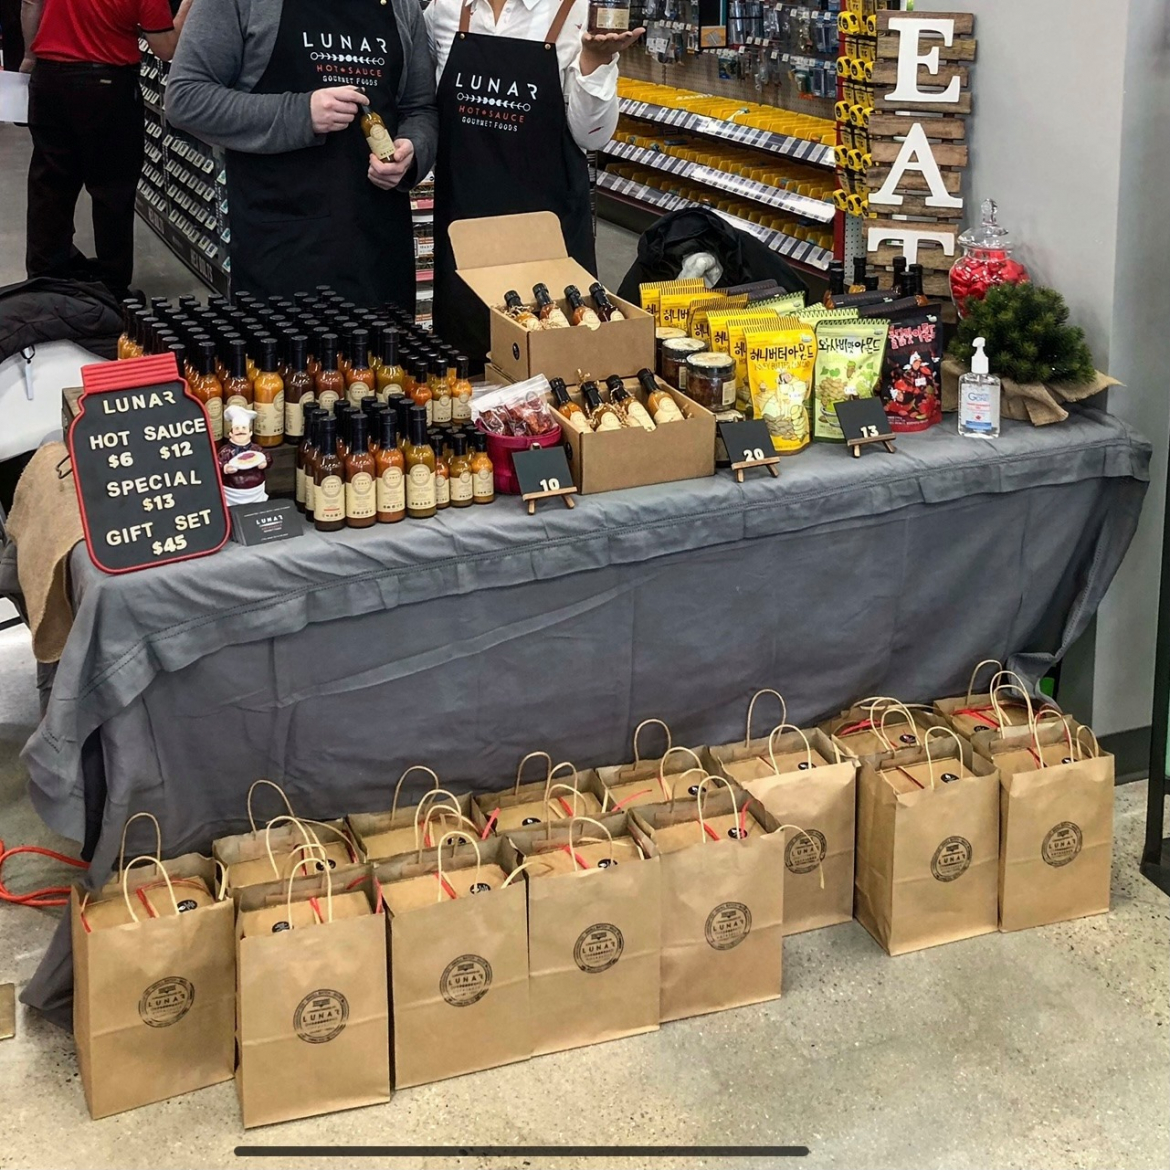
[549,375,715,495]
[450,211,654,385]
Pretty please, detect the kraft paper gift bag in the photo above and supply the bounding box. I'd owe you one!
[820,697,947,762]
[855,727,1000,956]
[214,780,360,896]
[631,776,785,1022]
[374,833,531,1087]
[935,662,1051,740]
[505,813,661,1057]
[348,765,475,862]
[235,869,390,1128]
[596,718,710,811]
[976,714,1114,932]
[472,753,605,834]
[72,826,235,1119]
[709,716,856,935]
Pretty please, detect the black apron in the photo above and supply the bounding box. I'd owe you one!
[226,0,415,308]
[432,0,597,364]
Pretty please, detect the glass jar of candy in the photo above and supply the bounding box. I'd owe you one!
[949,199,1030,317]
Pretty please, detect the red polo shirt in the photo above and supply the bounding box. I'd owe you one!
[33,0,175,66]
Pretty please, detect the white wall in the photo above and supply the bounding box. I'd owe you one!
[915,0,1169,734]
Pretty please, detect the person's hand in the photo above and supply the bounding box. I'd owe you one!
[310,86,368,134]
[367,138,415,190]
[19,54,35,74]
[579,28,645,74]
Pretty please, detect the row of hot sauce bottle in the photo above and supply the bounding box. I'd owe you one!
[114,289,496,529]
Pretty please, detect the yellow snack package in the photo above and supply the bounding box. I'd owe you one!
[688,295,748,344]
[726,311,782,410]
[751,290,807,315]
[794,305,861,327]
[659,285,717,331]
[639,278,705,325]
[747,319,818,454]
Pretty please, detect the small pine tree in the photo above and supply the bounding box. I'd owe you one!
[948,283,1096,385]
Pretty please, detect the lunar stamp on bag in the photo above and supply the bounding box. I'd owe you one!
[574,924,624,973]
[294,990,349,1043]
[1041,822,1083,868]
[138,977,194,1028]
[931,836,973,882]
[440,955,493,1007]
[705,903,753,951]
[785,830,828,875]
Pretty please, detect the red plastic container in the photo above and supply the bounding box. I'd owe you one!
[482,424,565,495]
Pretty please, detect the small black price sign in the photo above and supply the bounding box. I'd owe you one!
[834,397,897,458]
[511,443,578,515]
[68,354,230,573]
[718,419,780,483]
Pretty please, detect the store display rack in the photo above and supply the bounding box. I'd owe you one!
[597,169,833,270]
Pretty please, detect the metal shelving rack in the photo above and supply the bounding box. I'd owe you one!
[1143,448,1170,895]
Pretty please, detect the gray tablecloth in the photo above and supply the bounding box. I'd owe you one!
[21,408,1150,1022]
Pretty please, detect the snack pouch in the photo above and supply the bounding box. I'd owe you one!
[749,290,807,315]
[881,309,943,432]
[640,278,705,327]
[813,320,889,442]
[747,319,818,453]
[726,311,782,411]
[688,295,748,344]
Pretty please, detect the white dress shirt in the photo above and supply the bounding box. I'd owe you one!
[426,0,620,153]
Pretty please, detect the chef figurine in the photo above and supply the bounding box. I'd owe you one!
[218,404,273,506]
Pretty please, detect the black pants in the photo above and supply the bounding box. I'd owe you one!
[26,61,143,296]
[0,0,24,72]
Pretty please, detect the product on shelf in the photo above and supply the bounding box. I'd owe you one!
[474,380,560,437]
[746,319,817,453]
[811,319,888,443]
[565,285,602,330]
[684,351,738,412]
[881,307,943,433]
[590,282,625,322]
[660,336,706,391]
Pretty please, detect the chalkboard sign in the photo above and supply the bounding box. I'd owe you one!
[833,397,897,458]
[511,443,578,515]
[68,354,230,573]
[718,419,781,483]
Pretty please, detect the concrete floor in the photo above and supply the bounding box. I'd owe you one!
[2,121,1169,1170]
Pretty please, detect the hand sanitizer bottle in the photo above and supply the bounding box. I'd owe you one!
[958,336,1001,438]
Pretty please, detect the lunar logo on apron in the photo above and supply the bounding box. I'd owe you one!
[454,71,540,131]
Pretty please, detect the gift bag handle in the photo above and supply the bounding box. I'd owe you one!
[413,789,465,849]
[988,670,1036,730]
[658,746,704,798]
[696,774,741,844]
[120,854,181,921]
[668,766,708,809]
[1075,725,1102,760]
[501,859,546,887]
[965,659,1004,706]
[284,851,334,925]
[542,760,580,809]
[568,816,615,871]
[288,840,331,877]
[923,726,966,788]
[622,718,672,774]
[390,765,441,823]
[297,818,359,862]
[1032,708,1075,766]
[117,811,163,875]
[263,815,322,878]
[247,779,296,833]
[435,830,483,902]
[767,723,814,774]
[745,689,787,747]
[775,824,826,890]
[416,808,479,860]
[547,782,590,821]
[514,751,553,796]
[877,701,920,750]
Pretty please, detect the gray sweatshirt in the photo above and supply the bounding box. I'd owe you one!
[165,0,438,184]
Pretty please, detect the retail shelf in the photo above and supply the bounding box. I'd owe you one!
[596,171,833,271]
[602,141,836,224]
[618,98,836,169]
[411,197,434,211]
[135,191,231,296]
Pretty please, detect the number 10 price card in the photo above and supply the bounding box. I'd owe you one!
[68,354,230,573]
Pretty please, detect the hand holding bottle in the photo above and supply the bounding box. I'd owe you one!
[367,139,415,190]
[579,28,646,74]
[310,86,369,134]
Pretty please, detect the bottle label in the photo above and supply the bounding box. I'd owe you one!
[436,469,450,506]
[305,471,316,512]
[366,122,395,161]
[453,391,472,422]
[451,470,473,503]
[316,474,344,522]
[285,396,307,438]
[592,4,630,29]
[433,394,453,424]
[318,388,340,414]
[473,467,494,500]
[425,400,433,426]
[295,464,306,505]
[407,464,436,510]
[226,393,249,410]
[205,394,223,441]
[377,465,405,513]
[721,377,737,408]
[347,381,371,409]
[346,471,376,520]
[255,392,284,438]
[381,382,404,402]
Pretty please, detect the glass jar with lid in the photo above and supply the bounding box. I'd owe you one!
[949,199,1030,317]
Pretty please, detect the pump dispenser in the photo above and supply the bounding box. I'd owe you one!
[957,337,1001,439]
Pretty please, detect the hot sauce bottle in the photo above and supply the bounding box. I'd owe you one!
[313,415,346,532]
[405,405,437,519]
[360,105,396,162]
[285,334,314,443]
[394,395,413,452]
[344,412,377,529]
[533,283,570,328]
[430,355,453,424]
[410,356,433,425]
[448,432,474,507]
[503,290,541,330]
[346,328,376,408]
[192,339,224,441]
[253,337,285,448]
[848,257,868,294]
[607,375,656,431]
[297,405,323,514]
[452,354,474,423]
[470,433,495,504]
[550,377,589,434]
[375,411,406,523]
[581,380,622,431]
[224,339,253,409]
[638,367,685,424]
[377,328,405,399]
[589,282,624,322]
[315,333,344,415]
[337,321,357,378]
[431,428,451,510]
[117,299,140,359]
[565,285,601,330]
[334,402,352,458]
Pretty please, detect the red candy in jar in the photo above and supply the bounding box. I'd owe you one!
[949,199,1030,317]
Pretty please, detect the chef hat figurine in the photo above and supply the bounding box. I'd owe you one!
[218,404,274,507]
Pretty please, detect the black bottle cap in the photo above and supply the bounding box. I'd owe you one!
[430,355,446,378]
[318,413,337,451]
[361,395,378,415]
[636,368,658,396]
[314,284,334,296]
[197,339,217,376]
[474,432,488,453]
[549,376,568,402]
[852,256,867,284]
[379,409,397,448]
[565,284,582,301]
[149,296,170,315]
[605,374,624,395]
[589,281,606,298]
[408,405,430,446]
[290,334,308,370]
[456,354,470,380]
[504,289,522,308]
[349,411,368,453]
[229,338,248,379]
[167,341,186,371]
[380,326,399,364]
[349,326,370,366]
[320,332,339,365]
[259,336,278,372]
[412,356,429,380]
[451,432,468,457]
